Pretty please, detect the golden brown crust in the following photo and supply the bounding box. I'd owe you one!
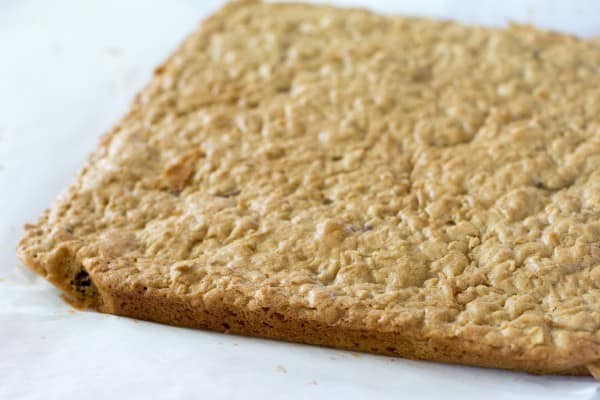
[96,282,589,376]
[17,1,600,376]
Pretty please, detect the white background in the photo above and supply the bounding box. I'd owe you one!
[1,1,599,399]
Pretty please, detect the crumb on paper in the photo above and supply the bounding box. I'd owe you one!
[275,365,287,374]
[351,353,360,358]
[106,47,122,56]
[132,319,138,324]
[66,309,75,315]
[310,380,318,385]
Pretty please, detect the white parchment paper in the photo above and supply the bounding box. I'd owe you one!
[1,1,599,398]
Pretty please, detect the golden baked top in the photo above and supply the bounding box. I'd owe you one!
[19,1,600,371]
